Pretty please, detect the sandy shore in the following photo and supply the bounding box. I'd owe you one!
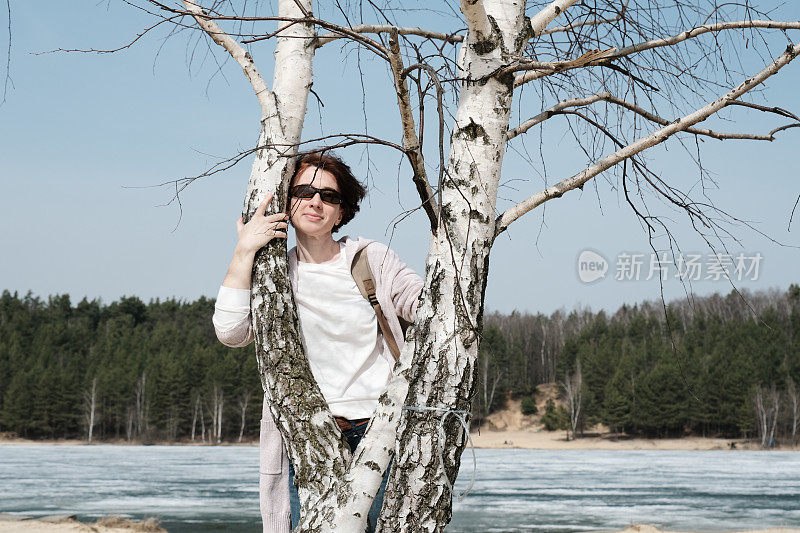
[467,429,787,451]
[1,518,797,533]
[0,516,164,533]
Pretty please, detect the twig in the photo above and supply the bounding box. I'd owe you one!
[496,41,800,235]
[34,15,181,55]
[513,20,800,87]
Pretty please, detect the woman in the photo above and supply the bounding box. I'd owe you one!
[212,153,423,532]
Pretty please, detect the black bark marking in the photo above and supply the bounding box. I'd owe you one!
[455,118,489,144]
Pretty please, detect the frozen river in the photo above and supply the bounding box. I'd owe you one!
[1,445,798,532]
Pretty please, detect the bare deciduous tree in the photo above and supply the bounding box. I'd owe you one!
[209,383,224,445]
[754,384,781,448]
[562,360,583,440]
[238,389,251,443]
[82,377,97,443]
[191,392,203,442]
[133,371,148,440]
[787,378,799,447]
[78,0,800,529]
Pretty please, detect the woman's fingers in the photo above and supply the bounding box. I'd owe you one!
[255,193,273,217]
[264,211,289,223]
[235,197,288,251]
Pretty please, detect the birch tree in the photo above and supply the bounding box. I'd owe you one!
[786,378,799,447]
[562,360,583,440]
[89,0,800,530]
[82,377,98,443]
[238,389,252,443]
[209,383,225,444]
[133,371,148,440]
[754,384,781,448]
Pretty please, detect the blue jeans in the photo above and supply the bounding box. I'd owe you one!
[288,421,391,532]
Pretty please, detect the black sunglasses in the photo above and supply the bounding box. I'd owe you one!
[289,184,343,205]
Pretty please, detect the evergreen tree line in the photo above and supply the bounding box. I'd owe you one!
[0,292,261,442]
[2,285,799,444]
[476,285,800,444]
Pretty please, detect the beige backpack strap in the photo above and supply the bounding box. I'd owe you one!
[351,247,402,362]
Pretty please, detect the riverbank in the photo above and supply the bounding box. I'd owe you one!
[468,429,789,450]
[468,394,797,451]
[2,393,796,451]
[0,515,165,533]
[0,517,797,533]
[1,433,795,451]
[619,524,800,533]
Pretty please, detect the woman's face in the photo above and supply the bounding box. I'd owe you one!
[289,165,343,239]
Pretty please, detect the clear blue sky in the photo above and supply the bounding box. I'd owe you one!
[1,2,799,315]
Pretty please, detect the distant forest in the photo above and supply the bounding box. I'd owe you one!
[1,286,798,445]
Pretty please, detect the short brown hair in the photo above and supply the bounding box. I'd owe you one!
[291,153,366,233]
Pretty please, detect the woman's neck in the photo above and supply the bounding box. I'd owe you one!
[295,233,341,264]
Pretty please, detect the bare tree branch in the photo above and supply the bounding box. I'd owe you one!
[529,0,582,37]
[513,19,800,86]
[181,0,274,115]
[146,133,408,207]
[316,24,464,47]
[508,91,800,141]
[35,15,182,55]
[387,30,440,232]
[496,41,800,236]
[460,0,491,41]
[507,93,609,140]
[2,0,11,106]
[539,0,629,37]
[243,18,390,60]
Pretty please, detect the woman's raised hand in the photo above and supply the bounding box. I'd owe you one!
[235,193,289,255]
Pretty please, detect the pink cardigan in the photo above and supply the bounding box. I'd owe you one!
[214,236,423,533]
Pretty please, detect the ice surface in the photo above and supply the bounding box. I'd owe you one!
[1,446,798,532]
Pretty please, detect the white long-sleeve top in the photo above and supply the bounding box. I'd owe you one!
[214,243,393,418]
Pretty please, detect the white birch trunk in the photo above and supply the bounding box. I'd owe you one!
[563,361,582,440]
[375,1,529,528]
[755,385,779,448]
[126,410,133,442]
[83,377,97,443]
[788,379,799,446]
[200,400,206,443]
[768,388,780,448]
[238,392,250,443]
[191,393,201,441]
[208,391,217,443]
[133,372,147,439]
[211,384,224,444]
